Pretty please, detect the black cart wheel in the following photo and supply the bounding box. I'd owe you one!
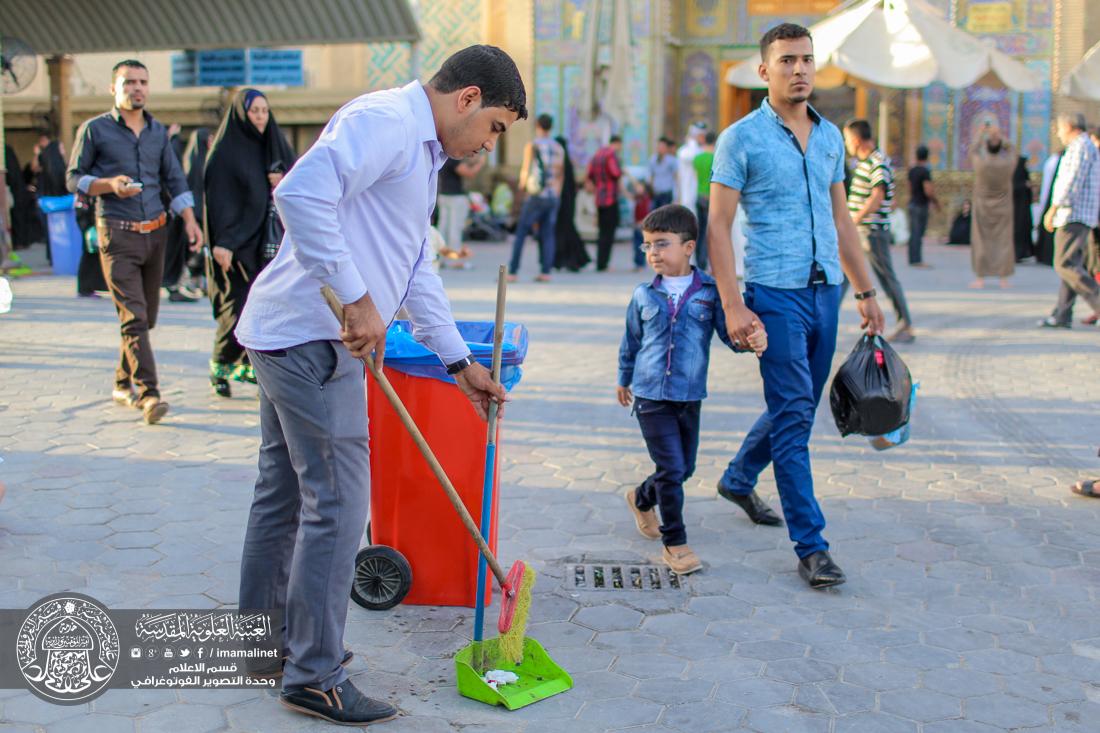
[350,545,412,610]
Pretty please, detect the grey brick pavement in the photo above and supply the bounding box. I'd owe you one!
[1,240,1099,731]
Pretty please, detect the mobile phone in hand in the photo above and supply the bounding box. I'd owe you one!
[125,181,144,191]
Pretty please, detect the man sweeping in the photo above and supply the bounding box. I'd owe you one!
[234,45,526,726]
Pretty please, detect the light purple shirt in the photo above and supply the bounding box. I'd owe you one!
[236,82,468,363]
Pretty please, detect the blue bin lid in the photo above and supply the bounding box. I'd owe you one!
[38,194,76,214]
[384,320,528,367]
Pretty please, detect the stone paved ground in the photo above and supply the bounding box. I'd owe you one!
[1,239,1099,732]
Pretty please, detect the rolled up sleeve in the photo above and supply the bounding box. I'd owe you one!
[276,108,409,305]
[710,129,746,191]
[66,121,97,194]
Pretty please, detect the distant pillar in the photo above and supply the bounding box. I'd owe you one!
[47,55,75,153]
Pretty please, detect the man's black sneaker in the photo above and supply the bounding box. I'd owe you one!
[249,649,354,680]
[280,680,397,726]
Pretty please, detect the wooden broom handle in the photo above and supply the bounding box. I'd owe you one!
[319,285,509,587]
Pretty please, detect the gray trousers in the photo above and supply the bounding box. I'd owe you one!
[240,340,370,692]
[841,227,913,326]
[1052,223,1100,323]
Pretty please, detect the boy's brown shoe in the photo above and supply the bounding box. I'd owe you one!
[662,544,702,575]
[625,489,661,540]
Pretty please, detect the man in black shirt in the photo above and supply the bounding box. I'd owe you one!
[436,153,484,256]
[67,59,203,424]
[907,144,938,267]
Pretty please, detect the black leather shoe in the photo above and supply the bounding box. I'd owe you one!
[798,551,846,589]
[280,680,397,725]
[167,287,199,303]
[717,482,783,526]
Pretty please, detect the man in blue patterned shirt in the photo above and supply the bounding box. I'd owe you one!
[706,23,885,588]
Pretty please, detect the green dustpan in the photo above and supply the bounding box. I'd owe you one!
[455,637,573,710]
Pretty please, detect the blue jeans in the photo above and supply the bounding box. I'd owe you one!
[719,283,840,559]
[509,195,559,275]
[634,397,700,547]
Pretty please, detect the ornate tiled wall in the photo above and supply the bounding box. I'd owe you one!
[533,0,657,167]
[364,0,484,90]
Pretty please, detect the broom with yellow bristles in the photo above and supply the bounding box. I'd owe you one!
[320,276,533,666]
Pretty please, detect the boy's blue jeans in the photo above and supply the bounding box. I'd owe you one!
[634,397,701,547]
[509,195,559,275]
[719,283,840,559]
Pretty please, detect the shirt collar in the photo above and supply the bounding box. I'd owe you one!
[649,266,710,290]
[760,97,822,126]
[404,82,441,146]
[110,107,153,126]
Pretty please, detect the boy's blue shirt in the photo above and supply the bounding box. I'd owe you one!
[618,267,741,402]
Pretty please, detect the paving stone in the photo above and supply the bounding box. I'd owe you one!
[879,688,962,722]
[763,658,838,684]
[925,627,997,652]
[660,701,748,732]
[573,604,645,632]
[966,694,1051,729]
[714,677,795,707]
[613,652,688,679]
[734,640,807,661]
[882,643,960,670]
[634,677,714,705]
[921,667,1002,698]
[744,707,830,733]
[833,712,919,733]
[576,697,663,728]
[43,714,135,733]
[841,663,920,691]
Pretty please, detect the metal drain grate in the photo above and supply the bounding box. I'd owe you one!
[568,562,685,591]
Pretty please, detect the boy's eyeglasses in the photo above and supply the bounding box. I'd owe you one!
[639,239,681,253]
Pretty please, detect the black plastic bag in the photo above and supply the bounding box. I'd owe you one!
[830,335,912,437]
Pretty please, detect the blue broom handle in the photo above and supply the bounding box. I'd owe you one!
[474,268,508,643]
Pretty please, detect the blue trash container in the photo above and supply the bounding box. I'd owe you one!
[382,320,528,390]
[39,195,84,276]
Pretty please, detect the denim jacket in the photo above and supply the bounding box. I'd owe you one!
[618,268,740,402]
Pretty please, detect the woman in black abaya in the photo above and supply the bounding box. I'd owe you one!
[204,89,296,397]
[553,135,591,272]
[1012,156,1034,262]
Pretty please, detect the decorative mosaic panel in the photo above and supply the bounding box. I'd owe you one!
[1019,59,1052,166]
[535,0,564,40]
[680,51,718,135]
[416,0,484,78]
[563,0,590,40]
[686,0,729,38]
[631,0,651,37]
[534,65,561,122]
[921,83,953,170]
[365,43,412,90]
[365,0,483,89]
[622,61,650,167]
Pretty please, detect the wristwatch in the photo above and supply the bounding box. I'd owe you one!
[445,355,476,375]
[854,288,877,301]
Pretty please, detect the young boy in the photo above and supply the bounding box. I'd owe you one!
[617,204,766,574]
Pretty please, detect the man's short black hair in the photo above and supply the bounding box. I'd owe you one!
[642,204,697,243]
[429,45,528,120]
[704,131,717,145]
[536,114,553,131]
[845,118,873,142]
[609,135,622,144]
[658,136,674,146]
[760,23,813,61]
[915,144,929,162]
[112,59,147,79]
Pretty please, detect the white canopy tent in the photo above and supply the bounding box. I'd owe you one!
[726,0,1041,149]
[1060,40,1100,101]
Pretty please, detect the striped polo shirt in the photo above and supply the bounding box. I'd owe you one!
[847,148,895,228]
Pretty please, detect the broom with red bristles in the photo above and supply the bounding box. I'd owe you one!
[320,283,534,665]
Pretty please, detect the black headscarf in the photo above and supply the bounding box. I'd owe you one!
[204,89,296,274]
[37,141,68,197]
